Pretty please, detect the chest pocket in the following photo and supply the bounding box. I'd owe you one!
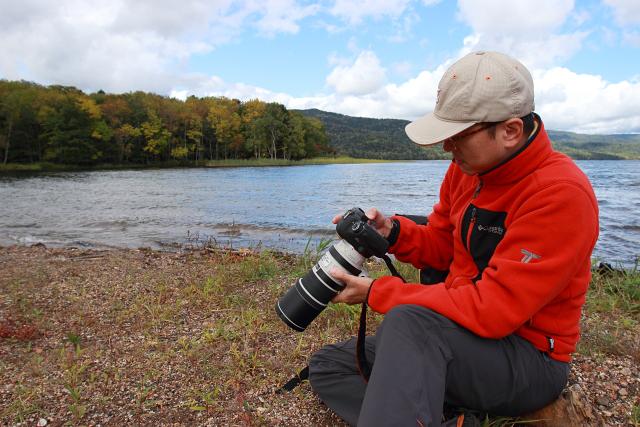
[460,204,507,282]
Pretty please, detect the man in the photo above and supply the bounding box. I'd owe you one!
[308,51,599,426]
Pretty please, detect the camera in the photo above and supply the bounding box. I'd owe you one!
[275,208,389,332]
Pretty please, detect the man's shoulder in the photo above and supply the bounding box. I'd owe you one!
[535,150,593,190]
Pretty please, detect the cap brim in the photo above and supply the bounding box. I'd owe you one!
[405,113,476,146]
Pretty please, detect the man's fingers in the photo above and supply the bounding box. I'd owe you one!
[366,208,386,228]
[365,208,380,221]
[332,214,342,224]
[330,268,349,284]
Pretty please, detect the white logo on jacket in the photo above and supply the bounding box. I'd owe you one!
[520,249,541,263]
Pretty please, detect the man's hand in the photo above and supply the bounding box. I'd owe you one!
[332,208,394,238]
[330,268,374,305]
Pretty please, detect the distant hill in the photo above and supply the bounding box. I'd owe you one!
[298,109,447,160]
[298,109,640,160]
[546,130,640,160]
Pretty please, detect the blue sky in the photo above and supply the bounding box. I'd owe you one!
[1,0,639,133]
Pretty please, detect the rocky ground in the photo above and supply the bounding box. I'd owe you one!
[0,245,638,426]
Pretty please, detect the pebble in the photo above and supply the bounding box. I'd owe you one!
[618,388,628,397]
[596,396,610,406]
[37,419,47,427]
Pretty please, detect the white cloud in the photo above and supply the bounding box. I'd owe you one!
[460,31,589,70]
[458,0,574,35]
[170,57,640,134]
[534,68,640,133]
[330,0,412,25]
[0,0,317,93]
[252,0,321,36]
[391,61,414,78]
[388,9,421,43]
[455,0,588,69]
[604,0,640,26]
[623,30,640,47]
[326,51,387,96]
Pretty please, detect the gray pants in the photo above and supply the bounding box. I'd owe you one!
[309,305,569,426]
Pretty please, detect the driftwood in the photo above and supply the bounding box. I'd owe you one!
[523,384,604,426]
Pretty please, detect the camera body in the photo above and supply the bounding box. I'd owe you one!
[336,207,389,258]
[275,207,389,332]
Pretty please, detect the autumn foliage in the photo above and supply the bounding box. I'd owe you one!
[0,80,334,166]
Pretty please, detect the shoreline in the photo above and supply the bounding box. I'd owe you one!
[2,157,638,174]
[2,241,638,272]
[1,245,638,425]
[0,157,403,174]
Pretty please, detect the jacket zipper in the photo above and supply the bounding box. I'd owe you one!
[466,207,477,250]
[472,179,483,198]
[461,179,483,251]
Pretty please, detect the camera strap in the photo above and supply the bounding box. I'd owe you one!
[275,366,309,394]
[355,301,372,382]
[276,255,405,392]
[355,254,405,382]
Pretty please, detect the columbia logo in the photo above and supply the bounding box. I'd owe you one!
[520,249,541,263]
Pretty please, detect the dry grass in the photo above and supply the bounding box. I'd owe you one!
[0,245,638,426]
[0,245,373,426]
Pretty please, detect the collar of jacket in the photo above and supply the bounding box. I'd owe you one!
[478,113,552,185]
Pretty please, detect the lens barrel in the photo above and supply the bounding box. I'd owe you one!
[276,240,365,331]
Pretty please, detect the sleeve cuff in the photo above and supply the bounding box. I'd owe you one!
[366,275,406,313]
[386,218,400,246]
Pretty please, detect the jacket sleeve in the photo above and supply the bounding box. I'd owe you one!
[368,182,599,339]
[388,164,455,271]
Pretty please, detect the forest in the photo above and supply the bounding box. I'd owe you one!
[0,80,334,166]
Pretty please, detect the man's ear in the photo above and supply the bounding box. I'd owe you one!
[498,118,524,149]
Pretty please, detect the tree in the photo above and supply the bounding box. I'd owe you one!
[0,82,38,164]
[253,103,289,160]
[115,123,141,162]
[303,116,331,157]
[287,112,307,160]
[141,111,171,161]
[185,116,204,162]
[208,98,242,160]
[38,91,101,164]
[240,99,267,159]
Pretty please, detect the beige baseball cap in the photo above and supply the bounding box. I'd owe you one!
[406,51,535,146]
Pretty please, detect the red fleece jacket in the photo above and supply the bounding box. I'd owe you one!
[368,120,599,362]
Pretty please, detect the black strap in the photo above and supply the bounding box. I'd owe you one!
[355,301,372,381]
[355,255,405,382]
[276,366,309,394]
[382,254,404,280]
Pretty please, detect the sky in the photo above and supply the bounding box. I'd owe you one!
[1,0,640,134]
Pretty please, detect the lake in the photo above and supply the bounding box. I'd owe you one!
[1,160,638,267]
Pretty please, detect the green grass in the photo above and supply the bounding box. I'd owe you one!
[578,263,640,358]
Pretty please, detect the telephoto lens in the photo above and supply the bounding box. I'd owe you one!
[276,240,366,332]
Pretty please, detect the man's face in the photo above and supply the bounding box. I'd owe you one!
[442,123,506,175]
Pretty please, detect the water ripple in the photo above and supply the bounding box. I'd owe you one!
[0,160,638,266]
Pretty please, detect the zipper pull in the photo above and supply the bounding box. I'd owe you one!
[472,180,483,198]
